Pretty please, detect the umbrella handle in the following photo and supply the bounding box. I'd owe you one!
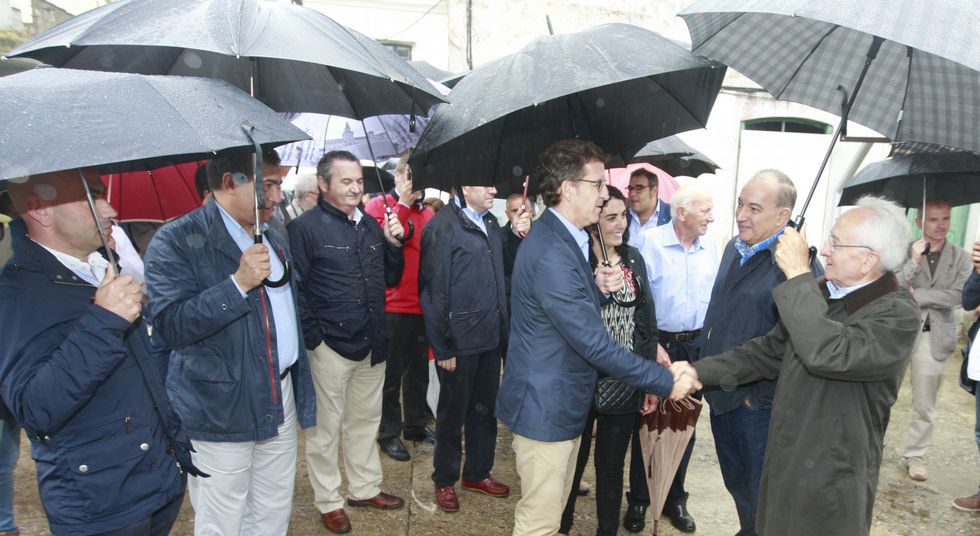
[594,223,640,308]
[517,175,530,238]
[241,123,292,288]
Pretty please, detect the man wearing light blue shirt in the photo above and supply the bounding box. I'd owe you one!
[623,185,718,533]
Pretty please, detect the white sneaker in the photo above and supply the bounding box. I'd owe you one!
[906,457,928,481]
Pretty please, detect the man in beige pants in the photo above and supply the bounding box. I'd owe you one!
[898,199,971,481]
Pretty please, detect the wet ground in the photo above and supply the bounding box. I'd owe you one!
[11,353,979,535]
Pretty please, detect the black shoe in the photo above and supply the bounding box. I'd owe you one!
[378,437,410,461]
[405,426,436,447]
[662,504,696,533]
[622,503,647,533]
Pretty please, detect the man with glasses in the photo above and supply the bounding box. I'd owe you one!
[626,168,670,248]
[674,196,921,535]
[897,199,972,482]
[497,139,697,536]
[693,169,820,536]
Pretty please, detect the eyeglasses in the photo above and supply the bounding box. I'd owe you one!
[826,237,873,252]
[576,178,607,191]
[625,185,648,193]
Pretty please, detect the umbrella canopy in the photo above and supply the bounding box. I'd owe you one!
[631,135,719,177]
[276,113,430,168]
[409,60,454,82]
[607,163,680,203]
[102,161,205,223]
[839,150,980,208]
[6,0,445,118]
[0,67,309,181]
[680,0,980,154]
[409,23,726,194]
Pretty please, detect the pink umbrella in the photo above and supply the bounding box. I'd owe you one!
[606,163,680,202]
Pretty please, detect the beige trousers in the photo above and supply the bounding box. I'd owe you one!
[305,342,386,513]
[511,434,582,536]
[903,332,948,459]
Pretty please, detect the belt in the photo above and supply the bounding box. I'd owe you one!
[280,363,297,380]
[659,329,701,342]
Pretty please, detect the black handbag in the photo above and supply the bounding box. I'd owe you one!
[594,377,642,415]
[960,319,978,396]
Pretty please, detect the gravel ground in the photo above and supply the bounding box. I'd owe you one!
[11,353,979,535]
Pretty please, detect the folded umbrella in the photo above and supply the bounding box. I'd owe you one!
[680,0,980,225]
[409,23,726,195]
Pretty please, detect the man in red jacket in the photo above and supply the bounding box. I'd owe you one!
[365,149,436,461]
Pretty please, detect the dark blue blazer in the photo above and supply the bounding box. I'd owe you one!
[496,209,674,442]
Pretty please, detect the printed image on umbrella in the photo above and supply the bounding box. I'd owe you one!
[639,396,704,536]
[277,113,431,168]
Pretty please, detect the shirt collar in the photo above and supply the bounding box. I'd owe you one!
[36,242,108,284]
[455,196,489,221]
[734,227,784,265]
[826,277,877,300]
[548,207,590,261]
[663,223,703,251]
[214,198,267,240]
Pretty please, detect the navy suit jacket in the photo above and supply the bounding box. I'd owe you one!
[496,209,674,442]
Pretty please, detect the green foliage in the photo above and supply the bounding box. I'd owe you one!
[0,27,34,54]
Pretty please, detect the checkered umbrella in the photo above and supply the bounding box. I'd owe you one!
[680,0,980,222]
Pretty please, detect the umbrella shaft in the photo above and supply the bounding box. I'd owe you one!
[78,169,117,270]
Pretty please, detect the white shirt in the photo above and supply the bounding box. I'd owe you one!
[38,243,108,286]
[639,223,718,332]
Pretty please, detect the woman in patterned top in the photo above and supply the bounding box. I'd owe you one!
[559,186,662,536]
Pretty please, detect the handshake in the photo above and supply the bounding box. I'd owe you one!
[669,361,702,400]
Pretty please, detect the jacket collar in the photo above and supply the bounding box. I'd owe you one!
[317,197,361,225]
[539,209,594,281]
[447,197,498,231]
[202,201,253,263]
[818,272,901,314]
[8,219,96,286]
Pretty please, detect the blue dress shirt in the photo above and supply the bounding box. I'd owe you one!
[639,222,719,332]
[548,207,590,262]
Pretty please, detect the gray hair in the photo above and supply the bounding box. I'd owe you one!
[752,169,797,210]
[669,184,711,220]
[853,196,911,272]
[292,173,318,196]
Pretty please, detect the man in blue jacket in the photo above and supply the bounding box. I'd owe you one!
[145,148,317,536]
[0,168,203,535]
[288,150,406,534]
[419,185,528,513]
[497,139,698,536]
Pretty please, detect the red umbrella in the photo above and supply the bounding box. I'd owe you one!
[102,161,204,223]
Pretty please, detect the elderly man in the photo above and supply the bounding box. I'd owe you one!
[497,139,698,536]
[288,150,406,534]
[420,183,528,513]
[675,196,921,535]
[627,185,719,533]
[364,149,436,462]
[897,199,972,481]
[2,169,203,535]
[626,168,671,248]
[694,169,819,536]
[145,148,316,536]
[285,173,319,220]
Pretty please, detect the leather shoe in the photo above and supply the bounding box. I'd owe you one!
[321,509,351,534]
[378,436,410,461]
[622,503,646,533]
[663,504,696,533]
[461,476,510,497]
[405,426,436,447]
[434,484,460,512]
[347,491,404,510]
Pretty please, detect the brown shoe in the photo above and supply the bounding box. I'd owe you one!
[952,492,980,512]
[435,484,460,512]
[321,509,351,534]
[347,491,404,510]
[0,531,19,536]
[461,476,510,498]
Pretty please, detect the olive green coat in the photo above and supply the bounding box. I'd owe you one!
[694,273,920,536]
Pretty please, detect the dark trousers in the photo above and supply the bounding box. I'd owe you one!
[96,489,184,536]
[711,403,771,536]
[627,335,701,509]
[432,348,500,487]
[560,410,637,536]
[379,312,430,440]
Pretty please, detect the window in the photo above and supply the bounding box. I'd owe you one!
[742,117,831,135]
[379,41,412,61]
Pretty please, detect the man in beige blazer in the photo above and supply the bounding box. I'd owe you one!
[898,199,972,481]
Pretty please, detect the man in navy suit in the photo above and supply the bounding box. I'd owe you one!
[497,139,699,536]
[626,168,670,249]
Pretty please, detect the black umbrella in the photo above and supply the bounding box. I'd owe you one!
[8,0,446,246]
[409,23,726,196]
[839,150,980,208]
[0,66,309,268]
[631,135,719,177]
[680,0,980,227]
[409,60,454,82]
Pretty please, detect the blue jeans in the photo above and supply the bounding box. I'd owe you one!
[710,403,771,536]
[0,419,20,533]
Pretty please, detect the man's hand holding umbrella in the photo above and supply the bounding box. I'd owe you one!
[95,264,144,324]
[383,212,406,246]
[775,227,812,281]
[234,244,273,293]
